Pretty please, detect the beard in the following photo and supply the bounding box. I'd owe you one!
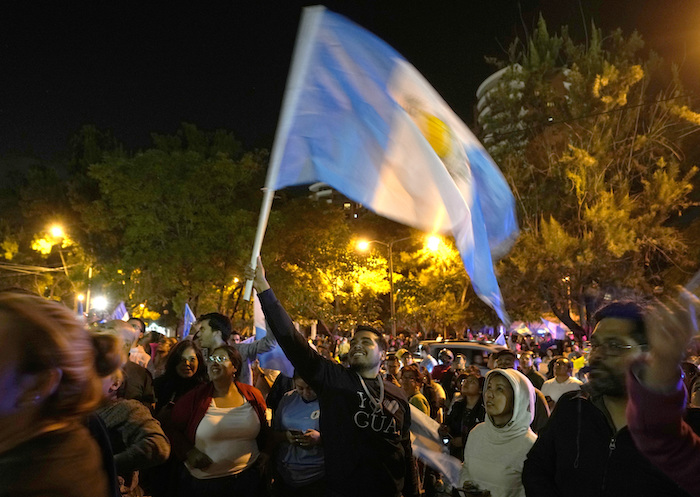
[349,353,381,374]
[588,361,627,397]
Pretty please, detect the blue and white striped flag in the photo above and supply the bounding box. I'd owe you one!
[110,301,129,322]
[182,302,196,339]
[268,6,517,322]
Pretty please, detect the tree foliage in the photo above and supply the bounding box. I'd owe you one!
[81,124,266,320]
[481,17,699,332]
[264,199,390,331]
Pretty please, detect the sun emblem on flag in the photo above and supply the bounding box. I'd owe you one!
[420,113,451,159]
[400,95,471,189]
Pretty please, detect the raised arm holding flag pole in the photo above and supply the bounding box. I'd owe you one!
[244,5,518,324]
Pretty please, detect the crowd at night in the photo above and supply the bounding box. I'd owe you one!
[2,2,700,497]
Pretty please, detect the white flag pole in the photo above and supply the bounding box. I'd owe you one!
[243,6,326,301]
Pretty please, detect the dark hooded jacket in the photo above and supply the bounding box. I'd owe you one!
[522,386,691,497]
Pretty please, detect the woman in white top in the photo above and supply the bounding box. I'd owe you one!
[170,345,268,496]
[459,368,537,497]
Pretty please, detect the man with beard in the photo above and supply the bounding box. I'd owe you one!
[248,258,419,497]
[522,301,692,496]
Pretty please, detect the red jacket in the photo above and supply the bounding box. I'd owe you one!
[169,382,268,462]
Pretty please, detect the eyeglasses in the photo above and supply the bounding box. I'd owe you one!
[590,341,637,357]
[208,355,231,364]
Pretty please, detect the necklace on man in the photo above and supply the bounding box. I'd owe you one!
[357,372,385,413]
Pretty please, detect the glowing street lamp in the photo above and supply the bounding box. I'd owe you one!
[50,225,65,238]
[357,240,370,252]
[427,235,441,251]
[92,295,108,312]
[356,236,416,336]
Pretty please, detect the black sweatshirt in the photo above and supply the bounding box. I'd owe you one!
[259,289,419,497]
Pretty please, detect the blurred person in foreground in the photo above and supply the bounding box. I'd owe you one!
[97,320,155,409]
[249,258,419,497]
[523,301,691,496]
[92,333,170,496]
[0,292,109,496]
[626,292,700,497]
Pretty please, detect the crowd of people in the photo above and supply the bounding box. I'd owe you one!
[1,262,700,497]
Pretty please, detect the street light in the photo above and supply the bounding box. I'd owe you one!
[357,236,421,336]
[426,235,441,251]
[92,295,108,312]
[50,225,65,238]
[46,224,75,291]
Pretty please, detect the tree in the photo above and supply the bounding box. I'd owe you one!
[83,124,266,320]
[395,237,472,336]
[481,18,699,334]
[265,199,390,332]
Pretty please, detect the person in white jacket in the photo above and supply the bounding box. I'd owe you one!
[459,368,537,497]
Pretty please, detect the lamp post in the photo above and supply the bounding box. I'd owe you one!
[357,236,417,336]
[48,225,78,293]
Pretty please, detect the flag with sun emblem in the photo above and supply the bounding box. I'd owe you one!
[266,6,518,322]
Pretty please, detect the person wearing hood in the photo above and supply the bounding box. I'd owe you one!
[459,368,537,497]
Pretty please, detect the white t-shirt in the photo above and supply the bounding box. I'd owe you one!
[541,377,583,403]
[186,400,261,479]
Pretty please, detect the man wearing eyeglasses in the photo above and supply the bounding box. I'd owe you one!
[522,301,691,496]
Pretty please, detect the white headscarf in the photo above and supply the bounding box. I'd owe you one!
[482,368,536,444]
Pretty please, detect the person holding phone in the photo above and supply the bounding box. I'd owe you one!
[270,371,325,496]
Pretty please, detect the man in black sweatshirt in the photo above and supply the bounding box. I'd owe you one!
[249,258,419,497]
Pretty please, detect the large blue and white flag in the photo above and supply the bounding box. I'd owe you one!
[254,293,295,377]
[182,303,196,339]
[110,301,129,322]
[267,6,517,322]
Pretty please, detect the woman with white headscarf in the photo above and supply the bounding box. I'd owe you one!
[459,368,537,497]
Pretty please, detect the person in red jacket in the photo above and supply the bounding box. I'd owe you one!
[169,344,268,497]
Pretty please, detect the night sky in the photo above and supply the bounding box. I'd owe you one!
[1,0,698,160]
